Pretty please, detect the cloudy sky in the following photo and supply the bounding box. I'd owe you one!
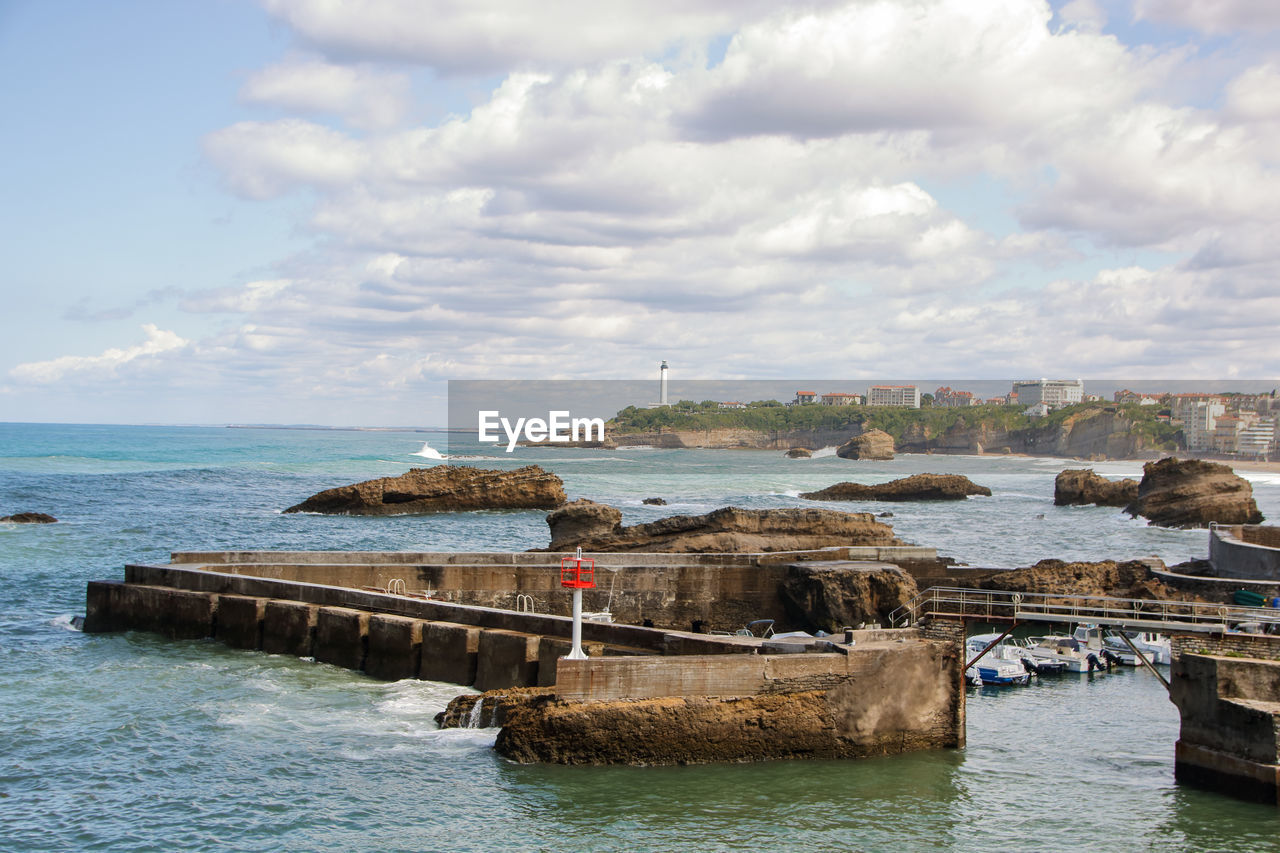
[2,0,1278,426]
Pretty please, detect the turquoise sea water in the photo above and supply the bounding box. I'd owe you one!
[4,422,1280,852]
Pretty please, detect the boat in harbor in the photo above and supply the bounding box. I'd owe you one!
[1101,630,1171,665]
[965,634,1044,683]
[1022,634,1113,673]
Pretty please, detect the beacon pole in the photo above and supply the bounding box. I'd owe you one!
[561,546,595,660]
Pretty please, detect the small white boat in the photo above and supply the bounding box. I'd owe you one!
[1101,630,1171,666]
[965,633,1037,684]
[1023,634,1111,673]
[965,658,1032,686]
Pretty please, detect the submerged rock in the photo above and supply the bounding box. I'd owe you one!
[0,512,57,523]
[1124,457,1263,528]
[284,465,566,515]
[800,473,991,502]
[1054,469,1139,507]
[641,497,667,505]
[540,499,900,552]
[785,447,813,458]
[835,429,895,460]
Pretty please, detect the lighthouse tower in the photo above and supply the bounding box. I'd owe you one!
[659,360,669,406]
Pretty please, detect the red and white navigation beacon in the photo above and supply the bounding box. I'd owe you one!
[560,547,596,659]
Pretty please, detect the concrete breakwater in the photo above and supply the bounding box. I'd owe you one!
[82,550,964,765]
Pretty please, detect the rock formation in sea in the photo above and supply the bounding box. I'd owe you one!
[641,497,667,505]
[283,465,566,515]
[835,429,895,460]
[1123,457,1264,528]
[0,512,57,523]
[779,562,919,629]
[1054,469,1139,507]
[800,473,991,502]
[785,447,813,458]
[540,499,900,552]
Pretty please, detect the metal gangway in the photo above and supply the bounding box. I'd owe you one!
[889,586,1280,635]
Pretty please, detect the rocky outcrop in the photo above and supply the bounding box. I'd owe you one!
[1054,469,1139,507]
[1124,457,1264,528]
[800,473,991,502]
[641,497,667,505]
[836,429,895,460]
[0,512,57,523]
[284,465,566,515]
[541,500,900,552]
[779,563,919,630]
[976,559,1190,601]
[785,447,813,458]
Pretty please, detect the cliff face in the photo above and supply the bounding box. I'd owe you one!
[284,465,566,514]
[977,559,1187,600]
[539,500,900,552]
[779,562,919,630]
[597,407,1163,460]
[896,408,1158,458]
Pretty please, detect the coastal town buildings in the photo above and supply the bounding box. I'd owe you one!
[820,392,862,406]
[1011,379,1084,408]
[792,391,817,405]
[868,385,921,408]
[934,387,978,407]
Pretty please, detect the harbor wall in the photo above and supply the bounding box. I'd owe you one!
[161,548,938,632]
[1210,525,1280,581]
[1171,650,1280,804]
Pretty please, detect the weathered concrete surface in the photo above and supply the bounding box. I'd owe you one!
[364,614,423,681]
[154,548,948,634]
[1210,525,1280,582]
[420,621,480,685]
[213,594,265,650]
[1172,652,1280,803]
[284,465,566,515]
[492,640,960,765]
[84,581,215,639]
[474,629,540,692]
[261,600,317,657]
[313,607,369,671]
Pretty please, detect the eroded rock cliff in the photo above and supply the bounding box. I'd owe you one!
[1124,457,1264,528]
[779,562,919,630]
[1054,469,1139,507]
[836,429,895,460]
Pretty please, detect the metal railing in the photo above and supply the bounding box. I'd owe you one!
[889,586,1280,634]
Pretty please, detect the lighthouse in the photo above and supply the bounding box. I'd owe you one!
[659,360,669,406]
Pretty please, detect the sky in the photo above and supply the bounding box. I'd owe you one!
[2,0,1278,426]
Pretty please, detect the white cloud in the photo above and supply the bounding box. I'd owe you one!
[241,57,410,129]
[60,0,1273,424]
[8,325,189,384]
[260,0,795,73]
[1132,0,1280,35]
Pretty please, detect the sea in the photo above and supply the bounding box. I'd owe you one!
[4,421,1280,852]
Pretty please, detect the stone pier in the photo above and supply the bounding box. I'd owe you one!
[81,550,964,766]
[1171,633,1280,804]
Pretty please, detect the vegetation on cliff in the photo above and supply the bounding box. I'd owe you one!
[610,400,1180,450]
